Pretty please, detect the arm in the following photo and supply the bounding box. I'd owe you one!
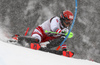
[50,17,62,33]
[50,17,69,33]
[50,17,73,38]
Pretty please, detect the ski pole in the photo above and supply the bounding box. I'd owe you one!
[24,27,29,36]
[45,30,73,38]
[56,0,78,50]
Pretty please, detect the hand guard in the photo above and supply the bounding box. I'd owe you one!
[61,31,73,38]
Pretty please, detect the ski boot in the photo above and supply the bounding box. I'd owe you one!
[62,44,74,57]
[8,34,19,43]
[30,43,41,50]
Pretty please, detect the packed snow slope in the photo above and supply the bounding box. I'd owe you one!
[0,0,100,63]
[0,41,100,65]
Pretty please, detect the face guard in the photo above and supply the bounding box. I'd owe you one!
[61,12,73,28]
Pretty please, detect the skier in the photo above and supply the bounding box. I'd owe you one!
[16,10,74,57]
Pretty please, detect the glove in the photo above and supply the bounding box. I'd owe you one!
[61,31,66,34]
[62,50,74,57]
[30,43,41,50]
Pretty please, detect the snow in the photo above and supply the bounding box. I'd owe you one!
[0,41,100,65]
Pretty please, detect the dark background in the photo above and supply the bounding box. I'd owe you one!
[0,0,100,63]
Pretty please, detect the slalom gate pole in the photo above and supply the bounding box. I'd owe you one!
[56,0,78,50]
[24,27,29,36]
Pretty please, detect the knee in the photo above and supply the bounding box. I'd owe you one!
[32,34,41,43]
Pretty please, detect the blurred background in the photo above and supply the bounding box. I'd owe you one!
[0,0,100,63]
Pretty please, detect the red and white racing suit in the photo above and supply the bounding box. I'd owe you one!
[31,16,69,43]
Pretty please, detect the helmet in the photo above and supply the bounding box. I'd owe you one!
[60,10,74,27]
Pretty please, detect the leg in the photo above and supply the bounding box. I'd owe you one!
[18,36,39,45]
[47,38,64,49]
[30,34,42,50]
[31,34,41,43]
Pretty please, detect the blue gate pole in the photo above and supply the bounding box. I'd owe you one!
[56,0,78,50]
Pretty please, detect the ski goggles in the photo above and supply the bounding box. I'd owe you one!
[64,20,72,25]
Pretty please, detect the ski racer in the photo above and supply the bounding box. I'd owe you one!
[16,10,74,57]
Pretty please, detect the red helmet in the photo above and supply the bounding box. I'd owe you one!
[61,10,74,20]
[60,10,74,27]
